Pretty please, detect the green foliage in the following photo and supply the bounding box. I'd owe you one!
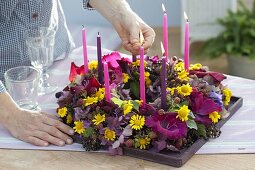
[187,119,198,130]
[196,124,207,138]
[201,0,255,59]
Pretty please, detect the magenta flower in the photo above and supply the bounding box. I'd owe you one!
[190,70,226,83]
[190,91,222,124]
[69,62,85,82]
[146,112,187,140]
[102,52,122,69]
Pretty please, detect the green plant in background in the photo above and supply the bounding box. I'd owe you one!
[201,0,255,59]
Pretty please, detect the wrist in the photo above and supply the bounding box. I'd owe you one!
[0,92,20,127]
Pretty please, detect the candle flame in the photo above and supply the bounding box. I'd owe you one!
[139,30,145,46]
[184,11,189,22]
[160,42,165,56]
[162,3,166,13]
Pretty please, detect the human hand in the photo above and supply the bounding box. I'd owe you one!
[111,11,155,55]
[4,108,74,147]
[90,0,155,55]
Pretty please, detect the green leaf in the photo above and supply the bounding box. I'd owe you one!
[187,119,198,130]
[131,100,140,112]
[179,101,189,107]
[188,111,195,119]
[130,81,140,99]
[83,127,94,138]
[197,123,207,138]
[111,97,124,107]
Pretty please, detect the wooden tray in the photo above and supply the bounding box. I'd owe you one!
[73,96,243,167]
[123,96,243,167]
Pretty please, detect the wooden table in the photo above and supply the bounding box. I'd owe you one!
[0,149,254,170]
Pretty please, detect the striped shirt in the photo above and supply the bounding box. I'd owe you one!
[0,0,91,93]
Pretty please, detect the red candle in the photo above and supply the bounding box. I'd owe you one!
[82,26,88,74]
[184,12,190,72]
[162,3,168,62]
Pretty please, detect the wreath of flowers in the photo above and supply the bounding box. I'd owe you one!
[56,52,232,155]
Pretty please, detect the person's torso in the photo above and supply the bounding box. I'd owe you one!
[0,0,75,81]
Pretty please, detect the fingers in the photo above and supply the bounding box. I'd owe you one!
[143,27,155,51]
[24,136,49,147]
[42,115,74,136]
[129,21,140,45]
[39,123,73,145]
[32,130,66,146]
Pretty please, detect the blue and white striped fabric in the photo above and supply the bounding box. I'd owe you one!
[0,0,91,93]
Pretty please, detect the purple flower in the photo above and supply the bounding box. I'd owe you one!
[189,70,226,83]
[210,91,223,108]
[74,107,90,120]
[102,51,122,69]
[146,113,187,140]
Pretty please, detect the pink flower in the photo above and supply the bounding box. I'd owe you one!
[190,70,226,83]
[102,52,122,69]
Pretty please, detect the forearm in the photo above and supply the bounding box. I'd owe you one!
[0,0,19,22]
[0,91,20,128]
[89,0,138,24]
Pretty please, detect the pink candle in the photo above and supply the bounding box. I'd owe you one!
[162,3,168,62]
[103,62,111,102]
[82,26,88,74]
[184,12,190,72]
[139,46,146,105]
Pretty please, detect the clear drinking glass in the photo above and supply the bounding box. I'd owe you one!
[4,66,40,110]
[26,27,57,95]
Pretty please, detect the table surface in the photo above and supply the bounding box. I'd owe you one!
[1,46,255,169]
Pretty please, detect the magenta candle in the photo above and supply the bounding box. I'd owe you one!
[103,62,111,102]
[161,56,167,111]
[184,12,190,72]
[162,3,168,62]
[139,46,146,105]
[82,27,88,74]
[97,32,103,84]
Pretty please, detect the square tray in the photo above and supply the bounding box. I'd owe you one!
[73,96,243,167]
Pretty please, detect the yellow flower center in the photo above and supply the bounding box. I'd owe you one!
[123,73,130,83]
[139,139,146,145]
[92,113,106,125]
[66,114,72,124]
[58,107,67,118]
[84,97,98,106]
[178,84,192,96]
[129,114,145,130]
[122,100,133,115]
[89,61,98,70]
[209,111,221,124]
[104,129,116,141]
[176,105,190,122]
[73,121,85,134]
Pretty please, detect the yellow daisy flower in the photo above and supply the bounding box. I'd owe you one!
[95,88,105,101]
[122,100,133,115]
[222,88,232,106]
[167,87,176,95]
[66,114,72,124]
[189,63,202,70]
[73,121,85,134]
[129,114,145,130]
[132,60,147,67]
[89,61,98,70]
[178,70,189,81]
[209,111,221,124]
[58,107,67,118]
[92,113,106,125]
[123,73,130,83]
[177,84,193,96]
[174,62,185,72]
[104,129,116,141]
[84,96,98,106]
[136,136,151,149]
[176,105,190,122]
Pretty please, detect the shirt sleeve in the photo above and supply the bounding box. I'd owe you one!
[0,0,19,22]
[83,0,94,10]
[0,81,6,93]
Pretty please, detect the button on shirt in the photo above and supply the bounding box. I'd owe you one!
[0,0,77,93]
